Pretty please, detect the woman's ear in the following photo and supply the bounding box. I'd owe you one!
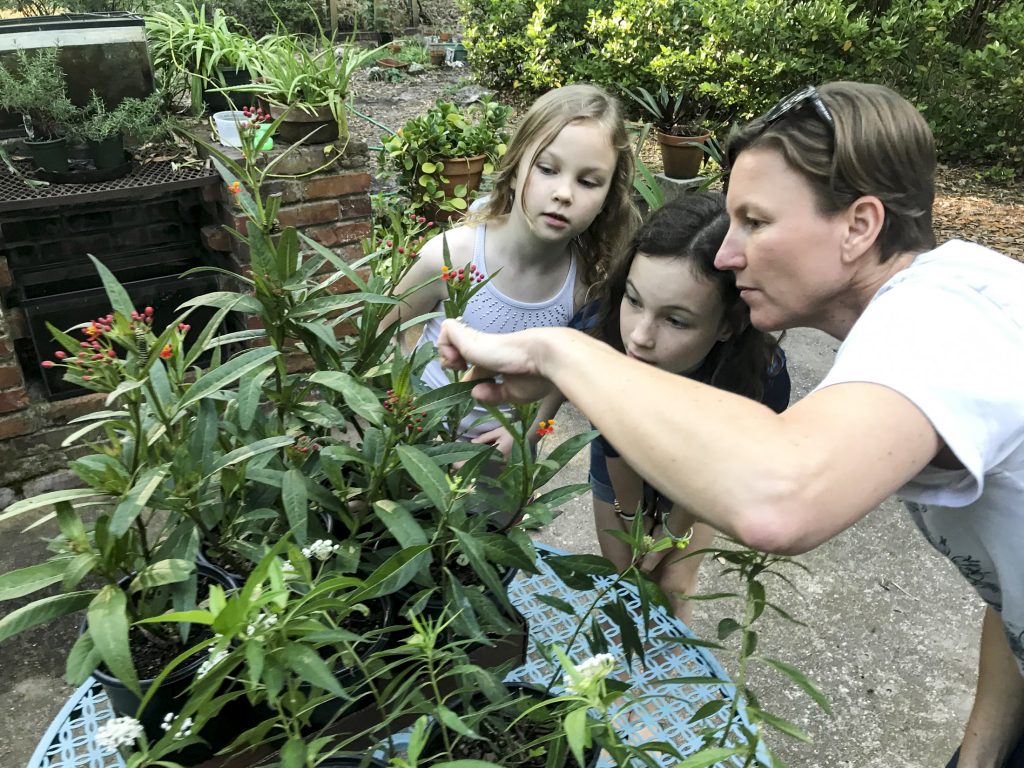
[841,196,886,264]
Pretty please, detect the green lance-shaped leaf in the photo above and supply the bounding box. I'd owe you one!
[760,656,832,714]
[87,255,135,319]
[0,591,95,643]
[675,747,746,768]
[0,488,104,524]
[129,559,195,593]
[87,586,139,696]
[65,631,102,686]
[282,644,346,699]
[210,436,294,475]
[109,465,170,537]
[373,500,428,547]
[396,444,451,512]
[279,736,307,768]
[562,706,589,768]
[307,370,385,426]
[533,429,599,488]
[281,468,309,545]
[352,544,430,600]
[236,364,274,431]
[746,706,813,743]
[686,697,728,724]
[176,346,279,411]
[0,558,73,600]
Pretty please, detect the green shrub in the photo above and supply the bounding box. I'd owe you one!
[459,0,1024,174]
[206,0,329,37]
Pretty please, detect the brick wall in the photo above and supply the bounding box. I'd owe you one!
[0,139,374,503]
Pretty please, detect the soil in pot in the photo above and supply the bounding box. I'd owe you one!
[89,564,263,761]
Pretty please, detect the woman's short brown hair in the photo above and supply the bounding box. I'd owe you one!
[726,81,936,262]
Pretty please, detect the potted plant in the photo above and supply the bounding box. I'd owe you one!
[73,91,167,170]
[380,98,512,218]
[145,2,260,115]
[0,47,75,172]
[624,85,711,180]
[238,29,382,146]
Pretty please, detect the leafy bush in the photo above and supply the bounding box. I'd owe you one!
[205,0,329,36]
[459,0,1024,174]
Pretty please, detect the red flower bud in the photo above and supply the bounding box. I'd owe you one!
[41,360,54,368]
[145,306,154,316]
[55,350,66,359]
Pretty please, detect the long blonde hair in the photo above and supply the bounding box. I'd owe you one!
[473,84,639,287]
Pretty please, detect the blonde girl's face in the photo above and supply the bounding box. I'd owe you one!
[619,253,732,375]
[512,119,617,241]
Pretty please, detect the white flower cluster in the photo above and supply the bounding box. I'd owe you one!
[245,611,279,638]
[95,716,144,753]
[160,712,194,740]
[302,539,340,561]
[197,647,228,678]
[564,652,616,694]
[280,560,295,572]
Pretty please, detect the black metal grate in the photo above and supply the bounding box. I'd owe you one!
[0,162,220,213]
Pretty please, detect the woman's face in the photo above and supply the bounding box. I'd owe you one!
[618,253,730,375]
[715,147,850,333]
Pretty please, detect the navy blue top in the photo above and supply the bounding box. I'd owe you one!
[570,301,791,507]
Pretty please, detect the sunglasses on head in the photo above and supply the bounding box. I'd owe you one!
[726,86,835,169]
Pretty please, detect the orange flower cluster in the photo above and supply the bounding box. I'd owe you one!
[536,419,555,437]
[440,263,483,283]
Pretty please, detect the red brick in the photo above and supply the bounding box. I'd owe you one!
[0,364,23,389]
[338,196,372,221]
[262,179,303,204]
[303,172,372,200]
[305,221,372,248]
[334,319,359,338]
[44,391,106,425]
[0,258,11,290]
[6,308,26,340]
[276,201,341,228]
[0,412,35,440]
[201,224,233,253]
[0,387,29,413]
[322,266,372,294]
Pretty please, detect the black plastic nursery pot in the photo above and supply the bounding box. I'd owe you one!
[86,562,262,763]
[87,134,127,170]
[203,67,257,114]
[306,595,397,738]
[25,136,68,172]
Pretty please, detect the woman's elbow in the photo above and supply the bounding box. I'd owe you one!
[729,497,826,556]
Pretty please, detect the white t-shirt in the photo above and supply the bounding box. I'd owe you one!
[817,240,1024,674]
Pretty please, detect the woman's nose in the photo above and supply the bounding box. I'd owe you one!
[715,227,745,271]
[552,178,572,204]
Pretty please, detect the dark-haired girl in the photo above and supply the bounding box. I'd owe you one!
[583,192,789,622]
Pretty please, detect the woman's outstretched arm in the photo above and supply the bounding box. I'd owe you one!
[436,319,941,554]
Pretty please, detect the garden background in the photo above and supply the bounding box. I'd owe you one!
[0,0,1022,765]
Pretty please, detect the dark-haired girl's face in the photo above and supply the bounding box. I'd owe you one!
[619,253,731,375]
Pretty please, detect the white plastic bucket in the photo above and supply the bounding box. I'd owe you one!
[213,110,246,147]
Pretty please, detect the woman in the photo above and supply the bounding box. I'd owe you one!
[436,82,1024,768]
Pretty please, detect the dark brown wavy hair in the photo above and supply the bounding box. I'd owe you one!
[591,191,781,400]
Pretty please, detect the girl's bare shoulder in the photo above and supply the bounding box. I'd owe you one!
[419,224,480,268]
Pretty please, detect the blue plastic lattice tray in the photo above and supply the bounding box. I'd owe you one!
[28,543,756,767]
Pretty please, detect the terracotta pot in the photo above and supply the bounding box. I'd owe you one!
[429,48,446,66]
[656,129,711,179]
[377,57,410,69]
[267,102,344,145]
[438,154,487,199]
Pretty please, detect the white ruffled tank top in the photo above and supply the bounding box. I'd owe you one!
[417,224,578,437]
